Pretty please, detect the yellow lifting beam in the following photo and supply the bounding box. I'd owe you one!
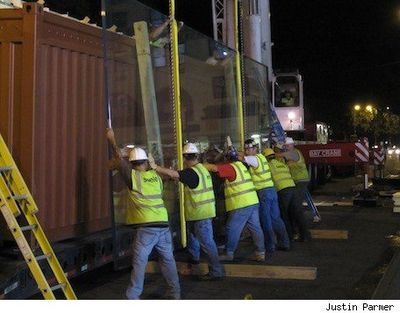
[234,0,245,147]
[169,0,186,247]
[0,133,77,299]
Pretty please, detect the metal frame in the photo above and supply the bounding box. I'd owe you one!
[169,0,186,247]
[234,0,244,147]
[212,0,226,43]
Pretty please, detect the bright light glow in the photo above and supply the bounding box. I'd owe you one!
[395,149,400,155]
[393,145,397,148]
[288,112,296,120]
[385,141,388,144]
[222,51,228,56]
[387,106,390,110]
[366,105,373,113]
[354,104,361,111]
[373,145,378,149]
[388,149,394,155]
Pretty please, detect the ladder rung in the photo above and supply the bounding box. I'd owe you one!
[20,224,37,231]
[35,254,51,261]
[50,283,66,292]
[12,195,28,201]
[0,165,13,172]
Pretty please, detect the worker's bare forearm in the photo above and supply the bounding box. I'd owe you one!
[203,163,218,172]
[106,128,121,159]
[154,165,179,179]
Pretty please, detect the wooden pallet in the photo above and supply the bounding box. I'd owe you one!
[146,261,317,280]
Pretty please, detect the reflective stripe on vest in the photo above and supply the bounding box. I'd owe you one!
[287,149,309,182]
[184,163,216,221]
[268,159,295,192]
[126,169,168,225]
[224,162,259,212]
[249,154,274,190]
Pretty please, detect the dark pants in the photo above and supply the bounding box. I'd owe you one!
[277,187,310,241]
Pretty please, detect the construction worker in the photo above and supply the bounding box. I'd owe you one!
[147,16,184,48]
[147,142,224,281]
[280,90,294,107]
[281,137,309,188]
[204,140,265,262]
[263,147,311,242]
[279,137,321,222]
[242,139,290,253]
[106,129,180,300]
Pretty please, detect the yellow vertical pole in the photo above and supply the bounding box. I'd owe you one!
[234,0,245,147]
[169,0,186,247]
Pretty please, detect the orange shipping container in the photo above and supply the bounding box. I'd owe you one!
[0,3,121,241]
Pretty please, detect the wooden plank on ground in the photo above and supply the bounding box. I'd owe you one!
[310,229,348,239]
[146,261,317,280]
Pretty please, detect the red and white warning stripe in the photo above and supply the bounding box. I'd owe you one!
[355,141,369,163]
[373,148,384,165]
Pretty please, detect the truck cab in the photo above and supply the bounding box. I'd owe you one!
[272,71,304,132]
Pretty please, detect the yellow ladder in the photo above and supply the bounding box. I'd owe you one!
[0,134,77,299]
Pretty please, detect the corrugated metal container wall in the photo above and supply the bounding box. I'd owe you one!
[0,3,120,241]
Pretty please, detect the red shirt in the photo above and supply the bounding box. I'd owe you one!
[216,163,236,182]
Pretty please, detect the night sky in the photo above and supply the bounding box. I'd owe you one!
[42,0,400,139]
[270,1,400,139]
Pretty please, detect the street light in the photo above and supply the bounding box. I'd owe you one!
[366,104,373,113]
[352,104,361,136]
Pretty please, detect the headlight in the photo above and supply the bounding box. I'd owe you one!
[395,149,400,155]
[388,149,394,155]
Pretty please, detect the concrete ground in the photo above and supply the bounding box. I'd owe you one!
[70,177,400,300]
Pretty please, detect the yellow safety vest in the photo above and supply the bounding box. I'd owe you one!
[287,148,309,183]
[184,163,216,221]
[268,159,295,192]
[249,154,274,190]
[224,161,259,212]
[126,169,168,225]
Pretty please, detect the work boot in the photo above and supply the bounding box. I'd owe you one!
[298,231,312,242]
[313,215,322,223]
[219,253,234,261]
[197,273,224,282]
[276,245,290,251]
[252,251,265,262]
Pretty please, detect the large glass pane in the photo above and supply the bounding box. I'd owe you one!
[242,56,271,148]
[178,24,239,239]
[103,0,179,268]
[179,27,239,147]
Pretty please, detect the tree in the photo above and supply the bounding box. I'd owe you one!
[352,107,400,144]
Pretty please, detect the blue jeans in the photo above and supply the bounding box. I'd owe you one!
[225,204,265,255]
[126,227,180,300]
[187,219,224,277]
[257,187,290,252]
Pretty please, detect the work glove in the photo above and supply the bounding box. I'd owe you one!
[148,153,158,170]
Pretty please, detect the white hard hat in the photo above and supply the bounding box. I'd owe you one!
[285,137,295,145]
[129,147,148,161]
[183,142,199,154]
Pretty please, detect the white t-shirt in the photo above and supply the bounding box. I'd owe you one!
[243,155,259,168]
